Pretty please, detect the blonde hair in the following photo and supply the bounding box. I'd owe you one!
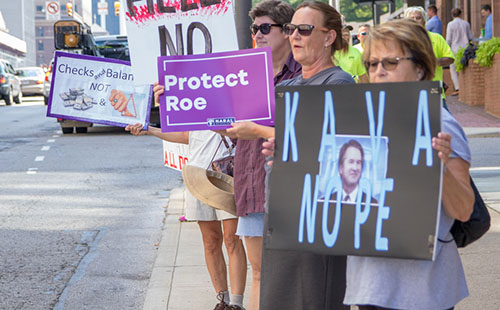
[404,6,428,22]
[363,19,436,81]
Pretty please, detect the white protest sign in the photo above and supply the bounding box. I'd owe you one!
[46,51,153,128]
[121,0,238,84]
[163,141,190,171]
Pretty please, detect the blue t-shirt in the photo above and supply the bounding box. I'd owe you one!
[484,14,493,39]
[426,15,443,35]
[344,107,471,310]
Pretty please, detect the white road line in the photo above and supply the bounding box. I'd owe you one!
[52,135,60,138]
[27,168,38,174]
[470,167,500,171]
[41,146,50,151]
[35,156,45,162]
[56,130,62,134]
[47,139,55,143]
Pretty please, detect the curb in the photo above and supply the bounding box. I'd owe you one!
[143,187,185,310]
[464,127,500,138]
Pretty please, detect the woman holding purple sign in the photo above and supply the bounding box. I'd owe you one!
[216,1,300,309]
[260,2,354,309]
[341,19,474,310]
[125,100,248,309]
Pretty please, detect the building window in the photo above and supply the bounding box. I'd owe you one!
[38,41,44,51]
[37,27,44,37]
[36,5,43,12]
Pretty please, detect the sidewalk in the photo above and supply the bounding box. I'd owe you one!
[142,187,252,310]
[144,96,500,310]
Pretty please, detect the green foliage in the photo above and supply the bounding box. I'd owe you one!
[454,46,466,72]
[474,37,500,68]
[251,0,404,22]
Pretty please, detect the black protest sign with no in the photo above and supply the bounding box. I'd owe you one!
[266,81,442,260]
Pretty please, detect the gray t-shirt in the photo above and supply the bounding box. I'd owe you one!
[278,66,354,87]
[344,107,471,309]
[260,66,354,310]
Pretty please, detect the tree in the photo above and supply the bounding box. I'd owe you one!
[251,0,404,23]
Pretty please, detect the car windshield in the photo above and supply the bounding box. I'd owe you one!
[95,38,128,49]
[95,37,130,61]
[18,68,44,77]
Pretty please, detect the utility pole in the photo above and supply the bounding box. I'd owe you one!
[235,0,252,49]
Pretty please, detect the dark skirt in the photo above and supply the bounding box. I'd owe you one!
[260,247,348,310]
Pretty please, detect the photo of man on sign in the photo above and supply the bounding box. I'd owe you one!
[336,139,378,205]
[317,136,388,206]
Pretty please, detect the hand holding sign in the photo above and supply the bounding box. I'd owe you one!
[218,122,275,140]
[262,137,275,167]
[125,123,148,136]
[432,132,452,165]
[152,82,164,105]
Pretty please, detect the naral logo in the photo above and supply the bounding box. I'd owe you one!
[207,117,236,126]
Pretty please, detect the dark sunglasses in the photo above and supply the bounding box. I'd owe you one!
[250,23,282,35]
[359,31,368,36]
[282,23,330,36]
[363,57,415,72]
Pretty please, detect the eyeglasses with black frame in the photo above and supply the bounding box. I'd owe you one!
[282,23,330,36]
[363,57,415,72]
[250,23,282,35]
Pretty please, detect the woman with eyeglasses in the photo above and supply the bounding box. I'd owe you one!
[215,1,301,309]
[343,19,473,310]
[259,2,354,310]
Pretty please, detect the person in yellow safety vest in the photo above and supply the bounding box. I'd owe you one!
[353,24,371,54]
[405,6,454,105]
[333,25,369,83]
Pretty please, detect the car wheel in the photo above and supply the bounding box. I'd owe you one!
[4,90,13,105]
[75,127,88,133]
[62,127,74,134]
[14,90,22,104]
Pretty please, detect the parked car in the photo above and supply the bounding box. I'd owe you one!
[0,59,22,105]
[43,60,53,105]
[16,66,46,97]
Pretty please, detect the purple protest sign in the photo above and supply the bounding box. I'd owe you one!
[157,47,274,132]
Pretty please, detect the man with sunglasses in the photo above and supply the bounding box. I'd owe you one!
[354,24,370,54]
[216,1,301,309]
[334,25,369,83]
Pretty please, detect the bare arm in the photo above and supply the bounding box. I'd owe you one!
[437,57,454,66]
[432,132,474,221]
[125,124,189,144]
[217,122,275,140]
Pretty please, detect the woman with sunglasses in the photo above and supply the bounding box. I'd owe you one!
[215,1,300,309]
[259,2,354,310]
[343,19,473,310]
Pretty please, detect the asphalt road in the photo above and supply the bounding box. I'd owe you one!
[0,96,182,309]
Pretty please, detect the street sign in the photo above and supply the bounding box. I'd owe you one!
[98,1,109,15]
[46,0,60,20]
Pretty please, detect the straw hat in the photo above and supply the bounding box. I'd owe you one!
[182,165,236,216]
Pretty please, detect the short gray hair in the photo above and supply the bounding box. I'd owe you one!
[404,6,428,22]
